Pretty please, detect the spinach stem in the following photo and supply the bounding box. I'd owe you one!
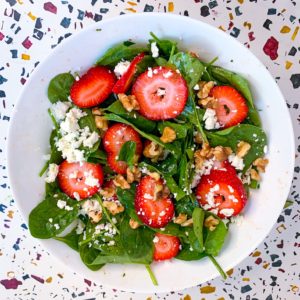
[168,44,176,62]
[39,161,50,177]
[145,265,158,286]
[95,194,120,235]
[47,108,61,135]
[208,255,227,280]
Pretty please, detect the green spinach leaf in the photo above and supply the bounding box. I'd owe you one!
[54,227,80,251]
[149,32,177,58]
[117,141,136,167]
[192,207,205,253]
[79,242,103,271]
[48,73,75,103]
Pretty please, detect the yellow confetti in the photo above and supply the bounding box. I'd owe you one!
[280,25,291,33]
[263,262,270,269]
[17,0,23,4]
[229,13,234,20]
[168,2,174,12]
[291,285,299,293]
[276,224,286,233]
[200,286,216,294]
[27,12,36,20]
[243,21,252,30]
[21,54,30,60]
[291,26,299,41]
[242,278,250,282]
[127,1,137,5]
[252,250,261,257]
[218,26,226,32]
[7,210,14,219]
[183,295,191,300]
[146,298,152,300]
[46,277,52,283]
[7,271,15,279]
[238,0,244,3]
[217,298,225,300]
[125,8,136,13]
[226,268,234,276]
[285,61,293,70]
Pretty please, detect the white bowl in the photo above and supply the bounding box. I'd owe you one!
[7,13,294,293]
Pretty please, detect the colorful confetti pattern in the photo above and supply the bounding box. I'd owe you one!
[0,0,299,299]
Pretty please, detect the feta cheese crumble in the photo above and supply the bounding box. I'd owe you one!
[84,170,100,187]
[51,101,71,121]
[57,200,67,209]
[203,108,221,130]
[147,67,153,78]
[153,236,159,243]
[150,42,159,58]
[228,153,245,170]
[45,163,59,183]
[220,208,235,218]
[114,60,130,78]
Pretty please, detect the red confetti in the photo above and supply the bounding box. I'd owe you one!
[43,2,57,14]
[0,32,4,41]
[248,32,255,41]
[255,257,262,265]
[22,37,32,49]
[0,278,22,290]
[263,36,279,60]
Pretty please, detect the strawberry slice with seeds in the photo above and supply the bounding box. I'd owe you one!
[102,179,118,201]
[103,123,142,174]
[70,66,116,108]
[132,66,188,120]
[112,53,145,94]
[196,168,247,218]
[57,161,104,200]
[135,175,174,228]
[153,233,181,261]
[210,86,248,128]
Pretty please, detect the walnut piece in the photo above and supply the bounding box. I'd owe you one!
[253,157,269,173]
[200,142,213,158]
[103,201,124,215]
[173,213,188,225]
[204,215,220,231]
[99,187,115,199]
[95,116,108,131]
[129,218,140,229]
[118,93,140,112]
[198,96,218,109]
[82,200,102,223]
[143,141,164,162]
[160,126,176,143]
[194,150,205,170]
[126,166,141,184]
[197,81,215,99]
[181,218,193,227]
[148,172,160,181]
[194,132,203,144]
[113,174,130,189]
[213,146,232,162]
[236,141,251,158]
[250,168,261,181]
[92,107,103,116]
[88,210,102,223]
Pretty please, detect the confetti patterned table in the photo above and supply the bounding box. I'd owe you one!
[0,0,299,299]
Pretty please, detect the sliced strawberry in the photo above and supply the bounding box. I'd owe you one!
[102,179,118,201]
[107,153,128,175]
[210,86,248,128]
[57,161,104,200]
[70,66,116,108]
[196,168,247,218]
[103,123,142,154]
[112,53,145,94]
[135,176,174,228]
[153,233,181,261]
[132,66,188,120]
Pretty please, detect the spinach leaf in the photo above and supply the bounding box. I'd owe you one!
[86,149,107,165]
[117,141,136,167]
[207,124,267,171]
[47,73,75,103]
[96,42,148,67]
[192,207,205,253]
[105,101,156,133]
[79,242,103,271]
[149,32,177,58]
[176,244,207,261]
[136,55,156,75]
[54,227,80,251]
[157,121,190,139]
[29,193,79,239]
[175,196,199,217]
[49,129,63,165]
[155,155,178,176]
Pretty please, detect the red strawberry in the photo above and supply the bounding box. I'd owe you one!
[196,168,247,218]
[132,66,188,120]
[57,161,104,200]
[213,159,236,174]
[103,123,142,174]
[210,86,248,128]
[153,233,181,261]
[102,179,118,201]
[112,53,145,94]
[70,66,116,108]
[135,176,174,228]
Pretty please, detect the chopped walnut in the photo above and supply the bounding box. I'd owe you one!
[181,218,193,227]
[173,213,188,225]
[204,215,220,231]
[103,201,124,215]
[236,141,251,158]
[250,168,261,181]
[154,182,163,200]
[129,218,140,229]
[148,172,160,181]
[253,157,269,173]
[95,116,108,131]
[194,150,205,170]
[113,174,130,189]
[162,185,170,197]
[160,126,176,143]
[198,96,218,109]
[143,141,164,162]
[213,146,233,162]
[88,210,102,223]
[118,93,140,112]
[194,132,203,144]
[99,187,115,199]
[82,200,102,223]
[200,142,214,158]
[126,166,141,183]
[197,81,215,99]
[92,107,103,116]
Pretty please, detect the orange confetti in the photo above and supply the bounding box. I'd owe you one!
[146,298,152,300]
[168,2,174,12]
[229,13,234,20]
[243,21,252,30]
[127,1,137,5]
[285,61,293,70]
[7,210,14,219]
[125,8,136,13]
[226,268,234,276]
[238,0,244,3]
[291,26,299,41]
[46,277,52,283]
[21,54,30,60]
[263,262,270,269]
[218,26,226,32]
[28,12,36,20]
[252,251,261,257]
[280,25,291,33]
[183,295,191,300]
[217,298,225,300]
[291,285,299,293]
[200,286,216,294]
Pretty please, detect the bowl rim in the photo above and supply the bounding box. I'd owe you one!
[6,12,295,293]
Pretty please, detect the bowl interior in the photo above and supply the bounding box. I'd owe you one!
[7,13,294,293]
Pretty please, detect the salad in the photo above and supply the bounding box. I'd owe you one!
[29,33,268,284]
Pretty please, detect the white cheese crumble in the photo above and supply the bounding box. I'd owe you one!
[228,154,245,170]
[57,200,67,209]
[263,145,268,154]
[48,218,53,223]
[150,42,159,58]
[114,60,130,78]
[53,223,60,230]
[73,192,81,201]
[147,67,153,78]
[163,70,173,78]
[203,108,221,130]
[82,199,102,214]
[51,101,71,121]
[84,170,100,187]
[193,84,200,90]
[94,222,117,238]
[45,163,59,183]
[76,220,85,235]
[220,208,235,218]
[153,236,159,243]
